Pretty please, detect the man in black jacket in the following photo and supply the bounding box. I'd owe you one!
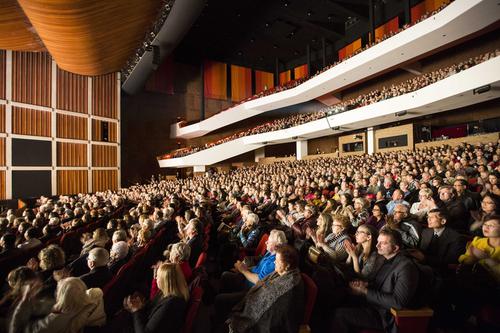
[409,208,466,275]
[80,247,113,289]
[331,228,419,333]
[437,185,469,231]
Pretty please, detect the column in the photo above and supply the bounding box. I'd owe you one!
[193,165,206,173]
[254,147,265,162]
[367,127,375,155]
[296,140,308,160]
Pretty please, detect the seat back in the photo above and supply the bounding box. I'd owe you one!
[255,233,269,256]
[195,252,207,269]
[301,273,317,325]
[182,286,204,333]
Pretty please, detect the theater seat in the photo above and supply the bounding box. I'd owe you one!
[359,307,434,333]
[239,233,269,259]
[299,273,318,333]
[182,286,204,333]
[195,252,207,269]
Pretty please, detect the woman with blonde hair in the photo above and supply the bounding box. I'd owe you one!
[9,277,105,333]
[124,263,188,333]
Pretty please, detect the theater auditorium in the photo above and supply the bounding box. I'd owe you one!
[0,0,499,332]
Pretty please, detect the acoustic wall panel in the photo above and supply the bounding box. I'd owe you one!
[92,144,117,167]
[56,113,87,140]
[92,119,117,142]
[0,170,5,200]
[92,73,118,119]
[12,51,51,107]
[0,50,5,100]
[57,170,88,195]
[0,138,5,166]
[12,138,51,166]
[12,106,51,137]
[0,104,5,133]
[12,170,51,198]
[57,142,87,167]
[56,67,88,113]
[92,170,118,192]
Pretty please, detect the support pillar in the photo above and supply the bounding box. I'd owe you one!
[254,147,265,163]
[367,127,375,155]
[296,140,308,160]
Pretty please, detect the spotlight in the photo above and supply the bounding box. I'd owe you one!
[473,85,491,95]
[332,126,341,130]
[395,110,407,117]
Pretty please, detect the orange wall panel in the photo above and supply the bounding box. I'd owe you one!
[57,170,88,195]
[255,70,274,94]
[92,119,117,142]
[92,170,118,192]
[0,170,5,200]
[57,142,87,167]
[12,51,51,107]
[92,144,117,167]
[0,50,5,100]
[0,138,5,166]
[230,65,252,102]
[56,113,87,140]
[12,106,51,137]
[92,73,118,119]
[279,70,291,85]
[57,67,88,113]
[0,104,5,133]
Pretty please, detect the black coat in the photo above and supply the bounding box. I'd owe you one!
[132,295,187,333]
[419,227,465,271]
[80,266,113,289]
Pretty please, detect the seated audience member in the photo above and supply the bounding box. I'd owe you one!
[292,205,317,240]
[17,227,42,251]
[470,193,500,236]
[27,244,66,294]
[385,204,421,249]
[150,242,192,299]
[123,263,188,333]
[386,189,410,215]
[331,228,420,333]
[184,218,204,268]
[409,188,436,222]
[311,214,350,263]
[345,224,384,280]
[409,208,466,274]
[366,202,388,230]
[0,233,21,258]
[306,212,333,244]
[108,241,130,275]
[238,213,261,248]
[436,185,469,231]
[80,247,113,289]
[225,245,304,333]
[453,179,481,212]
[333,194,355,219]
[81,228,109,255]
[348,197,370,228]
[9,277,106,333]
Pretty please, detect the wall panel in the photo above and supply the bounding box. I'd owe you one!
[12,106,51,137]
[0,170,5,200]
[92,73,118,119]
[57,67,88,113]
[0,104,5,133]
[0,50,5,100]
[0,138,5,166]
[57,142,87,167]
[92,170,118,192]
[92,119,117,142]
[57,170,88,195]
[56,113,87,140]
[92,144,117,167]
[12,51,51,107]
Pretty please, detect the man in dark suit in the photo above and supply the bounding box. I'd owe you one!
[409,208,466,275]
[331,228,419,333]
[453,179,480,212]
[80,247,113,289]
[436,185,469,231]
[185,218,204,268]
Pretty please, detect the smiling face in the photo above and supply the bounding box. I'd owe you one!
[482,218,500,238]
[376,234,398,258]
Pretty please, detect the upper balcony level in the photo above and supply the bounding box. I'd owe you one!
[170,0,499,139]
[159,54,500,168]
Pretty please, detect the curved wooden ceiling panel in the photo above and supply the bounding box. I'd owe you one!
[16,0,163,75]
[0,0,45,51]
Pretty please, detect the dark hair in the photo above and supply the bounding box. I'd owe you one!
[379,228,403,249]
[372,202,388,216]
[359,224,379,255]
[1,233,16,249]
[428,208,449,222]
[275,244,299,271]
[483,192,500,213]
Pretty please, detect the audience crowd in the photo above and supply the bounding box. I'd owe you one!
[160,49,499,159]
[1,137,500,332]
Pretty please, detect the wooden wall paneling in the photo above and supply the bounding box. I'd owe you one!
[56,67,88,113]
[0,50,5,100]
[56,113,87,140]
[374,124,414,153]
[109,122,117,142]
[92,144,117,167]
[12,51,51,107]
[92,119,100,141]
[57,142,87,167]
[0,138,5,166]
[92,170,117,192]
[92,73,118,119]
[0,105,5,133]
[338,132,366,157]
[57,170,88,195]
[12,106,51,137]
[91,119,117,142]
[0,170,5,200]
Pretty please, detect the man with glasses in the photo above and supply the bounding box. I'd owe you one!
[453,179,480,212]
[387,204,421,249]
[436,185,469,232]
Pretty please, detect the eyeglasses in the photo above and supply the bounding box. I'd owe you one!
[483,223,499,228]
[372,208,380,211]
